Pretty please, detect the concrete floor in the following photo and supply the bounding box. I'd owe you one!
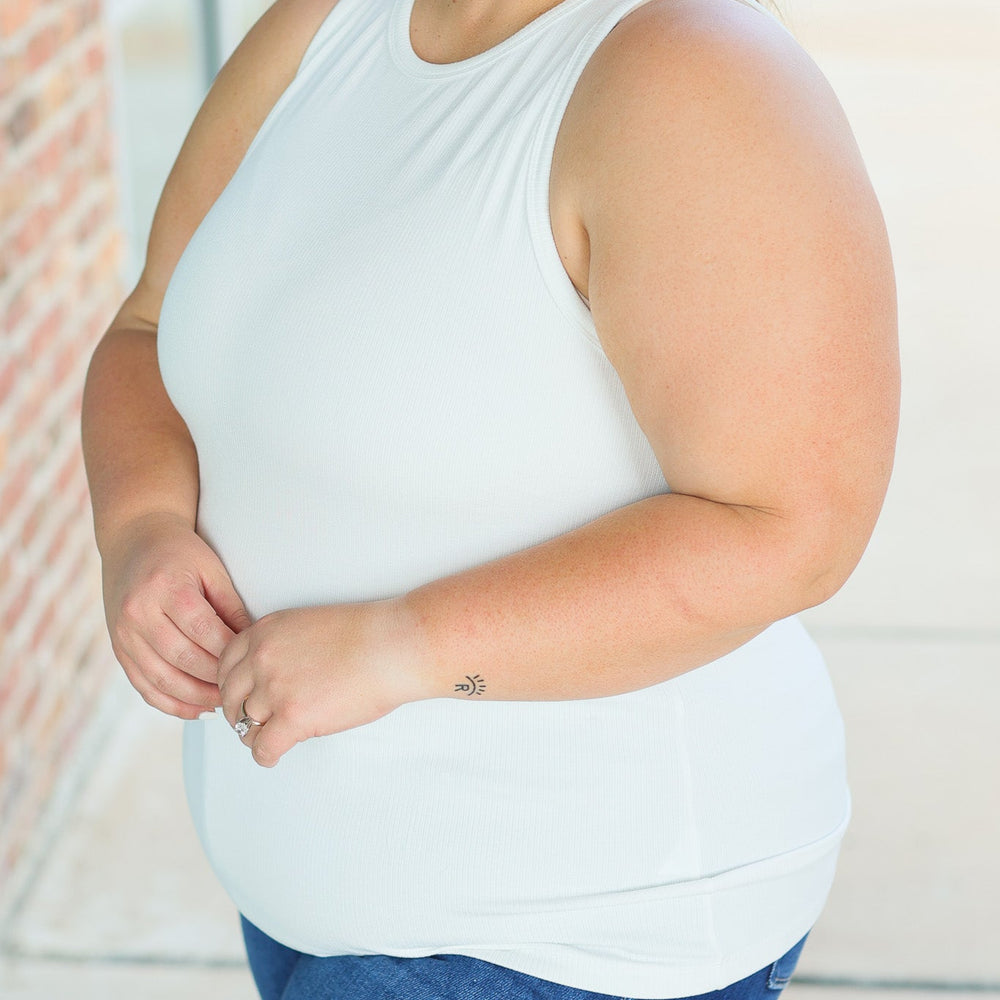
[2,0,998,996]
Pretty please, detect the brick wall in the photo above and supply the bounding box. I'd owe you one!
[0,0,125,906]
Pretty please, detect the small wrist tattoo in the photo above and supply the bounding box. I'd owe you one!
[454,673,486,696]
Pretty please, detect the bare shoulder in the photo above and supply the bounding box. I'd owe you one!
[121,0,341,329]
[552,0,881,304]
[551,0,898,539]
[560,0,864,178]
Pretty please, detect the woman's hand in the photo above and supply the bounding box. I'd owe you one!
[216,600,425,768]
[100,511,253,719]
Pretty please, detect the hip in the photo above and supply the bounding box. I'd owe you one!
[183,616,849,956]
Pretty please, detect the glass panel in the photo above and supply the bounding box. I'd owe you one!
[106,0,269,288]
[218,0,271,62]
[107,0,204,287]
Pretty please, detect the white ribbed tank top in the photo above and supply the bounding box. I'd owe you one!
[157,0,851,994]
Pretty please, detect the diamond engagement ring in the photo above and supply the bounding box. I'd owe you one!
[234,697,263,738]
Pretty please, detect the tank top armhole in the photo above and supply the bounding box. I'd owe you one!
[523,31,609,356]
[523,0,793,359]
[524,0,663,357]
[294,0,367,78]
[242,0,367,163]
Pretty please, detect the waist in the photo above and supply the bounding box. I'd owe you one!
[183,617,849,954]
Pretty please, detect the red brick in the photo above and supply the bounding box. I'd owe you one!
[43,514,71,566]
[0,48,28,104]
[17,679,41,729]
[26,20,60,72]
[44,67,73,120]
[13,202,53,257]
[0,0,38,40]
[11,377,45,445]
[0,661,21,713]
[19,500,45,550]
[27,300,64,363]
[55,164,83,216]
[0,358,17,402]
[0,458,31,520]
[5,94,38,148]
[2,276,35,338]
[2,575,33,636]
[0,548,12,592]
[40,238,73,294]
[1,0,129,888]
[83,39,104,74]
[30,596,58,652]
[51,333,82,384]
[36,689,69,753]
[0,169,30,229]
[57,3,80,46]
[67,104,89,149]
[35,127,65,176]
[73,198,106,246]
[75,479,93,517]
[55,710,82,763]
[55,447,81,494]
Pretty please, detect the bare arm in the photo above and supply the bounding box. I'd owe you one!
[214,0,899,767]
[82,0,341,717]
[82,317,198,555]
[397,0,900,701]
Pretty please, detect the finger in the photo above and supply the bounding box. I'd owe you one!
[130,631,224,710]
[161,585,239,662]
[216,629,251,690]
[237,693,270,746]
[149,608,226,685]
[201,562,253,635]
[218,662,257,731]
[247,715,297,769]
[117,648,217,721]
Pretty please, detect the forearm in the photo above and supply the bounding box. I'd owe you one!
[81,319,200,558]
[400,492,840,702]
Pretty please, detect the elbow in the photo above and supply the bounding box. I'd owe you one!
[782,504,885,614]
[797,559,855,612]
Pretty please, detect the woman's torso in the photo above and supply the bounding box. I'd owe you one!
[157,0,851,995]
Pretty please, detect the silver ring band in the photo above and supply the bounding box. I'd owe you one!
[234,697,263,738]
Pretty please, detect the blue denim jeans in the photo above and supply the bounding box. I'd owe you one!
[240,913,811,1000]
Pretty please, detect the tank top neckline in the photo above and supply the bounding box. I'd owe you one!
[388,0,599,78]
[388,0,790,79]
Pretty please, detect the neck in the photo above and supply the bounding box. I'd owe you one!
[407,0,568,63]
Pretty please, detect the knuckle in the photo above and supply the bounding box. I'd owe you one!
[170,585,200,612]
[232,607,252,629]
[174,644,197,671]
[188,615,215,640]
[113,621,136,652]
[254,636,282,667]
[146,668,170,696]
[118,594,144,623]
[142,568,174,595]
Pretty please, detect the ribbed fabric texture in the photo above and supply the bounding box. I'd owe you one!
[157,0,850,994]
